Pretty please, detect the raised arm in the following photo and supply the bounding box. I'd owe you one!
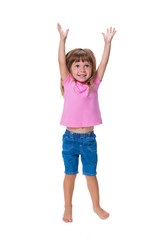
[97,27,116,81]
[57,23,69,81]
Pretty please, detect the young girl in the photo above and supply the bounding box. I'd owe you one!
[57,23,116,222]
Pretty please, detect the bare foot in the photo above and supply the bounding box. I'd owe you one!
[93,206,110,219]
[62,206,72,223]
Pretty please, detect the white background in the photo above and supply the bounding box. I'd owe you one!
[0,0,160,239]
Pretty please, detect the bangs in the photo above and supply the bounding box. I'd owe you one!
[72,50,91,63]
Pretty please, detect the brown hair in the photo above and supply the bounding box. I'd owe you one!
[60,48,96,97]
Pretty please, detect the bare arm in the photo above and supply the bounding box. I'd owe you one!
[97,27,116,81]
[57,23,69,81]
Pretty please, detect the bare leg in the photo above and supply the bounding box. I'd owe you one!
[85,175,110,219]
[63,174,77,222]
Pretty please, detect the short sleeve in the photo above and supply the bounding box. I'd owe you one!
[62,75,71,87]
[92,75,102,89]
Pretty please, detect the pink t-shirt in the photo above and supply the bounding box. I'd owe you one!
[60,75,102,127]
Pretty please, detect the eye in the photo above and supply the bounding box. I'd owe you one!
[85,64,90,68]
[75,64,80,68]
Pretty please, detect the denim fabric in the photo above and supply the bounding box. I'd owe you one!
[62,129,98,176]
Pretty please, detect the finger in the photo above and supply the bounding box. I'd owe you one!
[65,29,69,35]
[113,27,117,32]
[101,32,105,38]
[110,27,112,32]
[57,23,61,28]
[113,28,116,35]
[57,23,62,31]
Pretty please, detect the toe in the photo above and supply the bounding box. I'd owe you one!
[102,213,110,219]
[62,218,69,222]
[62,217,73,223]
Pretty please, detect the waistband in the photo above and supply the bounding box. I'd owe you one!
[65,129,95,138]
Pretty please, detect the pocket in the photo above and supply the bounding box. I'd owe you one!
[86,137,97,152]
[62,135,74,151]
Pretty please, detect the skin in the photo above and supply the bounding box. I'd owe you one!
[70,60,92,83]
[58,23,116,222]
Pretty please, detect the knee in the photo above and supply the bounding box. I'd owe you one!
[65,174,77,181]
[85,175,97,182]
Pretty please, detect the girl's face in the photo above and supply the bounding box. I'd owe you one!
[70,60,92,82]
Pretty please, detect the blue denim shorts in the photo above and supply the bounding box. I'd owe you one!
[62,129,98,176]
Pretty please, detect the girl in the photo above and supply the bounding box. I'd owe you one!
[57,23,116,222]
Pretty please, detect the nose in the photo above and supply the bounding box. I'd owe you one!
[80,66,85,72]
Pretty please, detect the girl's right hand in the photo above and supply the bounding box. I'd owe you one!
[57,23,69,40]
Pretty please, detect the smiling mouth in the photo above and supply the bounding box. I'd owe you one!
[78,74,87,77]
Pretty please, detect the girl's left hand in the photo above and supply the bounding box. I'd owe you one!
[102,27,116,43]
